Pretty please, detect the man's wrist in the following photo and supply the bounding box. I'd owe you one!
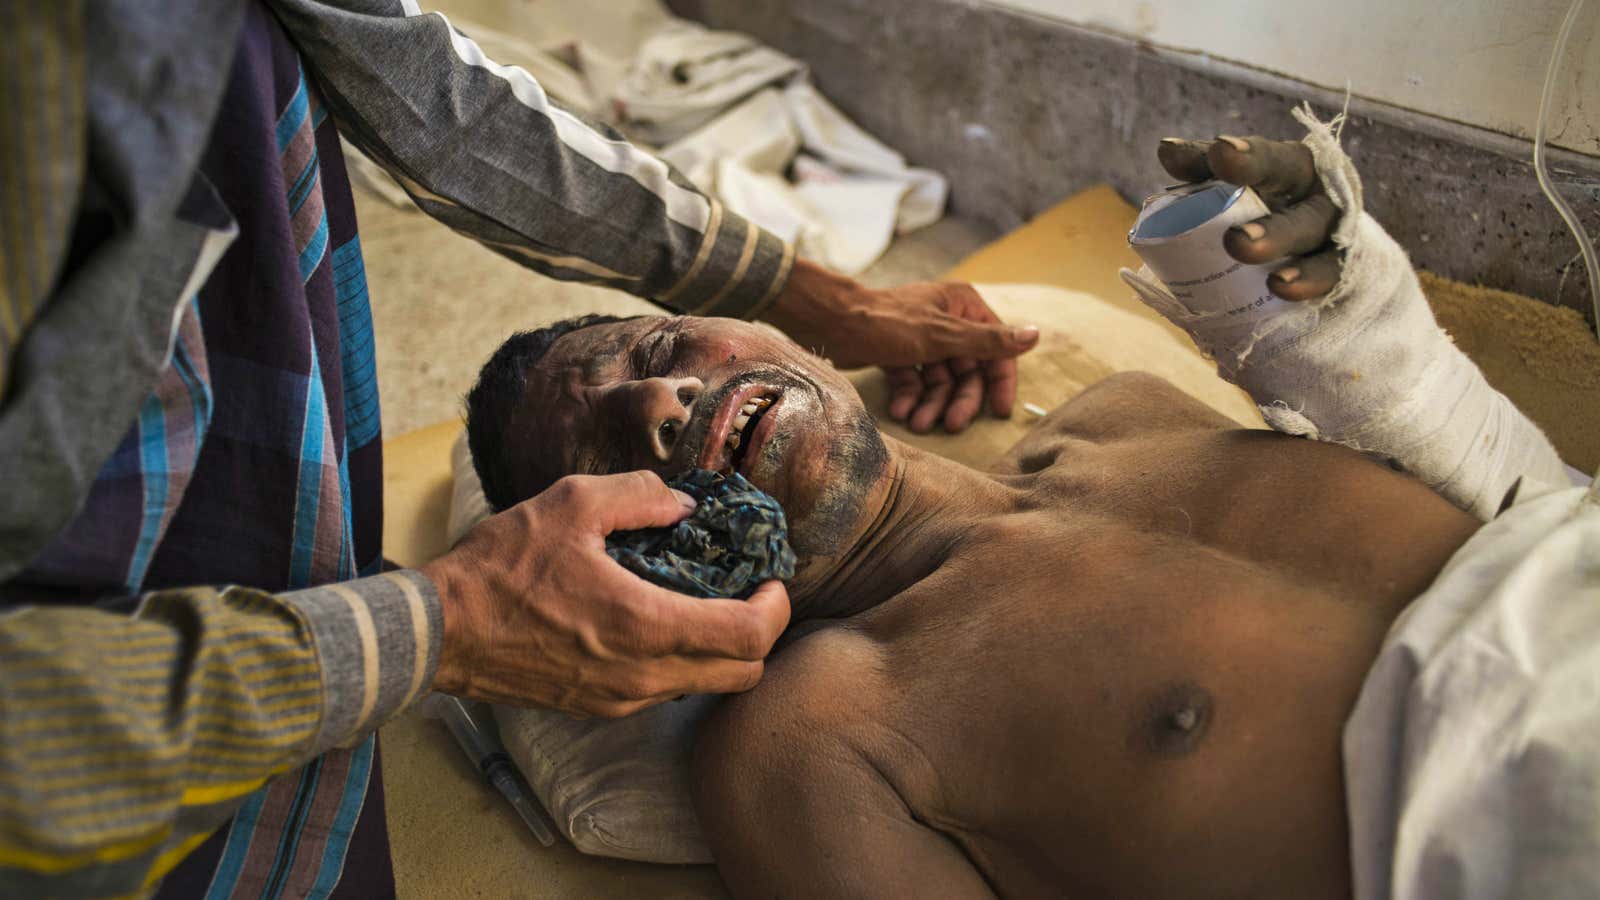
[760,259,868,350]
[418,556,469,697]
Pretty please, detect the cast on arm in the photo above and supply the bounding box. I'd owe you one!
[1122,107,1569,520]
[266,0,794,320]
[0,572,440,897]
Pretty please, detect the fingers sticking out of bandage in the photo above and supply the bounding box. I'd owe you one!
[1122,106,1571,520]
[1158,135,1320,209]
[1157,132,1345,300]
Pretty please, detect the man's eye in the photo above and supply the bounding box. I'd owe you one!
[642,334,676,376]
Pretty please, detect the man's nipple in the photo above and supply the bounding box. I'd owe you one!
[1136,679,1214,758]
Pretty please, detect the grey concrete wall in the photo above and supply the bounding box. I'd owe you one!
[671,0,1600,323]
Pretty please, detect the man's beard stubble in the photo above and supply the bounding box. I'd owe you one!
[653,364,890,560]
[777,409,888,558]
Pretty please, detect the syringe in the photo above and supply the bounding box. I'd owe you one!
[424,693,557,847]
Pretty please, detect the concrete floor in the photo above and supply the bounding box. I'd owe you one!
[358,185,995,438]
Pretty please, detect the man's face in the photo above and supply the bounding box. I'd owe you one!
[507,316,889,557]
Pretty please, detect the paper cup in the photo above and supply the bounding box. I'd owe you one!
[1128,182,1290,319]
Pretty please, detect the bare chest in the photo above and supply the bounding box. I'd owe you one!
[840,434,1476,895]
[1006,425,1478,603]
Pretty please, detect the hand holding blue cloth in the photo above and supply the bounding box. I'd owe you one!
[606,471,797,599]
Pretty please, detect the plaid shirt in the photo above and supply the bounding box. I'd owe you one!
[0,1,793,896]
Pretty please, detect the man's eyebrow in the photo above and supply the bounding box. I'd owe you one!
[627,319,683,376]
[576,329,636,381]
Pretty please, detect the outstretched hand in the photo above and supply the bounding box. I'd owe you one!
[1156,134,1345,300]
[763,260,1039,433]
[423,470,791,718]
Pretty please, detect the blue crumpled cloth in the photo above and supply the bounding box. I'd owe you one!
[605,470,797,599]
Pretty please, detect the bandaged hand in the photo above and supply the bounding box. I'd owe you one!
[422,470,791,718]
[1121,108,1568,519]
[1154,133,1344,301]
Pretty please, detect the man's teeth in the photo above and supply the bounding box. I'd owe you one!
[723,395,773,452]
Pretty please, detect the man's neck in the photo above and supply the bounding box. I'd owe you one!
[790,438,1013,620]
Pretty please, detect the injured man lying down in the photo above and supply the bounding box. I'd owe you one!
[463,113,1598,899]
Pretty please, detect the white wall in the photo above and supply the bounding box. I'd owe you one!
[992,0,1599,157]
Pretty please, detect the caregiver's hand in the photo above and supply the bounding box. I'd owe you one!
[1156,134,1345,301]
[422,470,791,718]
[763,259,1039,433]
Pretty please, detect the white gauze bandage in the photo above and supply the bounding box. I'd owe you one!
[1121,106,1569,520]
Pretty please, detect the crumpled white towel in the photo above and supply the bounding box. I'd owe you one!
[594,8,946,275]
[657,80,946,274]
[608,22,804,146]
[384,1,946,275]
[1121,107,1570,520]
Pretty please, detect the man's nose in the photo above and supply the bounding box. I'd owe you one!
[628,376,702,462]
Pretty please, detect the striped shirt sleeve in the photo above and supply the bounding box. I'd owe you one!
[266,0,795,321]
[0,2,86,404]
[0,570,440,895]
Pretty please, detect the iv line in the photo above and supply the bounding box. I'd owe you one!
[1532,0,1599,339]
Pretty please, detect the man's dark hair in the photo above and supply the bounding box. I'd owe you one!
[465,314,643,511]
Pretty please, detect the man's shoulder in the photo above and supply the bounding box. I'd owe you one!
[695,620,891,776]
[765,622,889,704]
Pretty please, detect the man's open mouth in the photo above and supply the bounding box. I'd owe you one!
[695,386,781,476]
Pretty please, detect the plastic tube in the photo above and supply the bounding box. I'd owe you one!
[1533,0,1599,338]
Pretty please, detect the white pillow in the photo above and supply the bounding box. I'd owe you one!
[450,430,719,863]
[492,694,719,864]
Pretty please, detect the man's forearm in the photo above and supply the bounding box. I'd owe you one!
[0,571,439,895]
[1237,112,1570,516]
[1232,219,1570,519]
[1125,109,1570,518]
[267,0,794,317]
